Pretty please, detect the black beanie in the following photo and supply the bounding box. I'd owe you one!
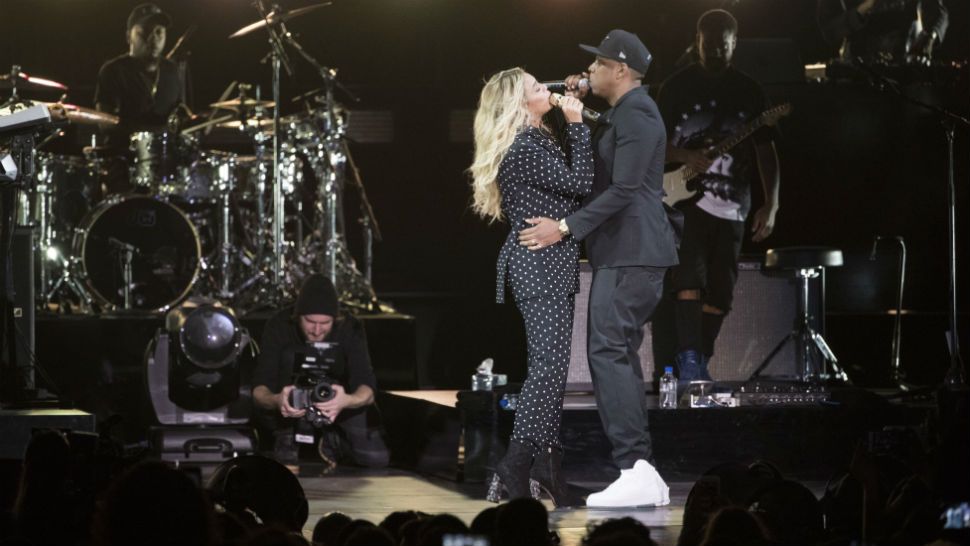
[295,274,338,317]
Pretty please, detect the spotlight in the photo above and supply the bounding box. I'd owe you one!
[146,298,256,472]
[171,302,246,371]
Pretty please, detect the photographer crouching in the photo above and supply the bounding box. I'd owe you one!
[252,274,390,473]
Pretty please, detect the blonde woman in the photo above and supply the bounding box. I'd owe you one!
[469,67,593,506]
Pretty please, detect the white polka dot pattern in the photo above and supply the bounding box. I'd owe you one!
[494,123,595,304]
[512,294,575,448]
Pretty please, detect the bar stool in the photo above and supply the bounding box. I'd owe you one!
[748,246,850,384]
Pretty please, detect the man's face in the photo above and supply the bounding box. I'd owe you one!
[698,28,736,73]
[299,314,334,342]
[587,56,622,97]
[129,23,167,60]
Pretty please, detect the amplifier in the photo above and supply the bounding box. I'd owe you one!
[566,260,822,391]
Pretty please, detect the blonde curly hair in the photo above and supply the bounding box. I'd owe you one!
[468,67,532,223]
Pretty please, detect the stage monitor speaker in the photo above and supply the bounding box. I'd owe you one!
[566,260,821,391]
[2,227,35,398]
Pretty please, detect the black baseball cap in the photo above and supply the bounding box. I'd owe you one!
[295,273,339,317]
[580,29,653,75]
[127,3,171,31]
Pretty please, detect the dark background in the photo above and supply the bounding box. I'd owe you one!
[4,0,969,390]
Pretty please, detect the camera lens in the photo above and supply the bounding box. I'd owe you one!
[313,382,335,402]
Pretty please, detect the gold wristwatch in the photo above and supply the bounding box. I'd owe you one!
[558,218,570,237]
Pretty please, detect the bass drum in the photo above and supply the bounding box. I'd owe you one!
[75,195,200,311]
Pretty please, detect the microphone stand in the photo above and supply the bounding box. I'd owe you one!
[855,58,969,390]
[108,238,139,310]
[871,236,909,390]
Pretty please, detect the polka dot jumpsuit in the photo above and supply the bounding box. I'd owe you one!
[495,122,594,450]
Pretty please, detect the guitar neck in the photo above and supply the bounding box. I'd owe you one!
[681,107,786,180]
[709,117,767,158]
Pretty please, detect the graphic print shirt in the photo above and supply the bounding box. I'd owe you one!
[657,64,777,221]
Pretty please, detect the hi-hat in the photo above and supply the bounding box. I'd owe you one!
[209,98,275,111]
[229,2,332,38]
[0,71,69,92]
[44,102,119,126]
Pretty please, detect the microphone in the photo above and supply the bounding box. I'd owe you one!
[108,237,140,255]
[549,93,601,123]
[542,78,589,93]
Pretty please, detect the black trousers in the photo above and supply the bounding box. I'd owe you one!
[255,405,389,468]
[669,203,745,312]
[587,265,667,469]
[512,294,575,450]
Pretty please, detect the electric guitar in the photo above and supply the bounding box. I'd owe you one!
[662,103,791,207]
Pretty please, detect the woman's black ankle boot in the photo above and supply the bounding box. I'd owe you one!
[486,440,536,502]
[530,446,582,508]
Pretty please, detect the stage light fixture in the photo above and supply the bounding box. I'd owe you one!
[145,298,256,472]
[147,298,251,419]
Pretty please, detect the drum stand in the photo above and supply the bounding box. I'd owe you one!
[22,136,94,313]
[43,255,94,314]
[293,53,385,311]
[223,1,294,311]
[217,187,234,299]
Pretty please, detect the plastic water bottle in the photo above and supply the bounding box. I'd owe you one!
[660,366,678,409]
[499,393,518,411]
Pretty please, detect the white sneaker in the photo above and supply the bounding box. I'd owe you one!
[585,459,670,508]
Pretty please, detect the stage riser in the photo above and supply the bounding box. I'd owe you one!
[406,389,932,483]
[0,409,96,460]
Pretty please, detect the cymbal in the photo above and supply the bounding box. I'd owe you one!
[43,102,118,126]
[209,98,275,111]
[0,71,69,92]
[217,118,275,130]
[229,2,332,39]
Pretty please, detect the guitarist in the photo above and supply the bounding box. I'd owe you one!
[656,9,780,384]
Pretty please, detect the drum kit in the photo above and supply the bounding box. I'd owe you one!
[3,3,386,315]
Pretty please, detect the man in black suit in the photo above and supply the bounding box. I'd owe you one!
[519,29,679,508]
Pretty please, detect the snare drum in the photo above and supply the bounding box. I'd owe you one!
[74,195,200,311]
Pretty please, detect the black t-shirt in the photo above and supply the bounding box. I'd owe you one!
[251,307,377,394]
[94,54,181,147]
[657,64,776,221]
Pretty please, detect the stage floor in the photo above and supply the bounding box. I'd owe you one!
[294,465,826,546]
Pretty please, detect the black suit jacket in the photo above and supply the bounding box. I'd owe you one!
[565,86,679,269]
[495,123,594,303]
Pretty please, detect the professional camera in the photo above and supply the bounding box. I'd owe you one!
[288,342,342,428]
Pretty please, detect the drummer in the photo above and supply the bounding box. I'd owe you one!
[94,2,181,181]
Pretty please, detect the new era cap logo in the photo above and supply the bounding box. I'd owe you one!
[618,51,627,59]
